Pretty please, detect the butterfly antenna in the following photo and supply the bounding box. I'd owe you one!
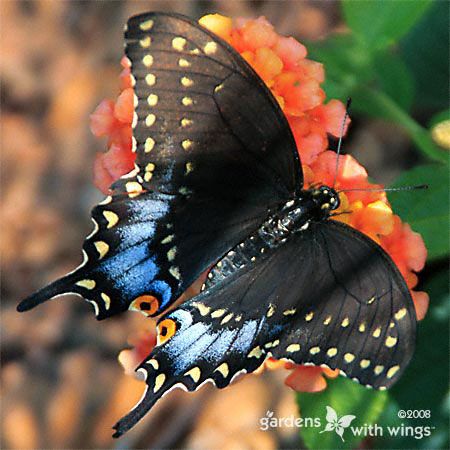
[333,98,352,188]
[339,184,428,193]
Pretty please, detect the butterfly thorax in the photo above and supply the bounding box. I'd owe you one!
[203,185,339,290]
[262,185,341,243]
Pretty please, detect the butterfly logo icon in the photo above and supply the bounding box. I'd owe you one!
[320,406,356,442]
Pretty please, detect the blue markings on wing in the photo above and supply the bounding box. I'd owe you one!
[96,241,159,297]
[233,320,258,353]
[203,329,239,361]
[127,194,172,223]
[169,324,217,374]
[149,280,172,308]
[116,222,157,252]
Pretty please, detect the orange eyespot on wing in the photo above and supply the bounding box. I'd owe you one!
[129,295,160,316]
[157,318,177,345]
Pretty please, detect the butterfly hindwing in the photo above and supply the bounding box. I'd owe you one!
[18,12,301,319]
[270,220,416,389]
[113,219,416,435]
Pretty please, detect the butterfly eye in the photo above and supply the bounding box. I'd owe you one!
[129,295,160,316]
[157,318,177,345]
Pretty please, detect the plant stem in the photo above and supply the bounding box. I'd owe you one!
[358,87,448,163]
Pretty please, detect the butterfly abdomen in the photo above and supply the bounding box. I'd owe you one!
[203,191,330,290]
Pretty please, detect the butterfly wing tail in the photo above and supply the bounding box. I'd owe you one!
[17,272,78,312]
[112,383,162,438]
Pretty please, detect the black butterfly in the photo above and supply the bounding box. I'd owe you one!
[17,12,417,438]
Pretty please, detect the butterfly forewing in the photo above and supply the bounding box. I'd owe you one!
[18,12,301,320]
[122,12,301,197]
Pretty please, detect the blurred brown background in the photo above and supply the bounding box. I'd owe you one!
[1,1,422,449]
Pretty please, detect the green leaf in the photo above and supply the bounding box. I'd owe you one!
[400,2,449,109]
[428,110,450,129]
[342,0,433,51]
[373,51,415,112]
[388,164,449,260]
[306,34,373,100]
[297,377,387,449]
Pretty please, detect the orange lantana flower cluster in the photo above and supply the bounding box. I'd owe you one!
[90,15,428,393]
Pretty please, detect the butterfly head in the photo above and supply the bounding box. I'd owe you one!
[312,186,340,213]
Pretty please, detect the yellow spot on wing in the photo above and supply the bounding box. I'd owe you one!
[386,365,400,379]
[169,266,180,280]
[181,118,193,128]
[101,292,111,310]
[145,137,155,153]
[140,36,151,48]
[94,241,109,259]
[76,279,96,289]
[142,55,154,67]
[394,308,407,320]
[182,97,193,106]
[265,340,279,348]
[146,114,156,127]
[324,315,332,325]
[145,73,156,86]
[267,304,275,317]
[172,37,186,51]
[139,19,154,31]
[147,94,158,106]
[374,365,384,375]
[153,373,166,393]
[309,346,320,355]
[103,210,119,228]
[344,353,355,363]
[181,77,194,87]
[372,327,381,338]
[211,309,226,318]
[148,359,159,370]
[204,41,217,55]
[179,58,191,67]
[360,359,370,369]
[358,322,366,332]
[385,336,397,348]
[327,348,338,357]
[221,313,233,324]
[283,308,296,316]
[185,367,201,382]
[341,317,350,327]
[286,344,301,353]
[167,247,177,261]
[215,363,229,377]
[185,162,194,174]
[182,139,193,150]
[161,234,174,244]
[248,346,263,358]
[305,312,314,321]
[192,302,210,316]
[126,181,143,198]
